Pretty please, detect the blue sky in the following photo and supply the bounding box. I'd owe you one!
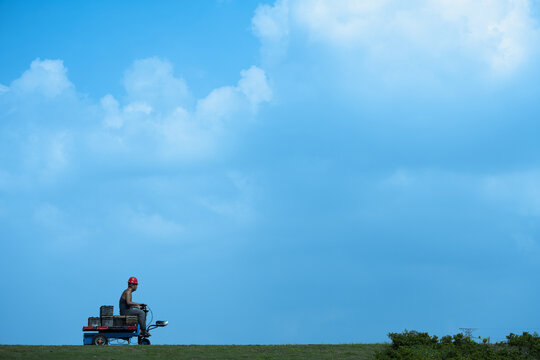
[1,0,540,345]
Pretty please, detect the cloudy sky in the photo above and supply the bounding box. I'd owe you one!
[1,0,540,345]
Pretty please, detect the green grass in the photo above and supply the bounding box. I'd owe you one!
[0,344,388,360]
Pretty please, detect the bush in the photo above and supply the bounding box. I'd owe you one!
[388,330,438,349]
[375,330,537,360]
[506,332,540,358]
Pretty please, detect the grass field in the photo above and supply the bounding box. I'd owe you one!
[0,344,388,360]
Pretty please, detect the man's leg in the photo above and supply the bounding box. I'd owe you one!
[124,308,147,334]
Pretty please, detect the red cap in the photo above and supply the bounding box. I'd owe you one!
[128,276,138,285]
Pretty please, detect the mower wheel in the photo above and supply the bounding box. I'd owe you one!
[92,334,108,346]
[140,338,151,345]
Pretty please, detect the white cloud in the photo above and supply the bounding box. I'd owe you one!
[10,59,73,97]
[101,94,123,128]
[238,66,273,108]
[124,102,153,115]
[196,86,245,128]
[123,57,191,111]
[196,65,272,125]
[253,0,539,75]
[252,0,290,42]
[96,59,272,161]
[379,168,540,220]
[199,171,257,224]
[18,131,72,184]
[127,210,184,240]
[431,0,537,73]
[0,58,272,194]
[252,0,290,63]
[46,132,70,171]
[292,0,388,45]
[482,170,540,216]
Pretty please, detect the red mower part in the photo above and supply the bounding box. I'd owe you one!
[128,276,138,285]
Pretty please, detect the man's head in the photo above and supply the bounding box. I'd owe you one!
[128,276,138,291]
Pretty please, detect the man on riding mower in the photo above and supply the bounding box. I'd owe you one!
[119,276,150,337]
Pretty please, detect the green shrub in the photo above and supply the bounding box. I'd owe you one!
[388,330,438,349]
[506,332,540,358]
[375,330,538,360]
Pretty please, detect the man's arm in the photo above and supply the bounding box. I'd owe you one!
[125,290,143,307]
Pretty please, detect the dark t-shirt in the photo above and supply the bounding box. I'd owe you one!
[119,292,129,315]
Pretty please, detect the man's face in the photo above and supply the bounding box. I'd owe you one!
[132,284,138,292]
